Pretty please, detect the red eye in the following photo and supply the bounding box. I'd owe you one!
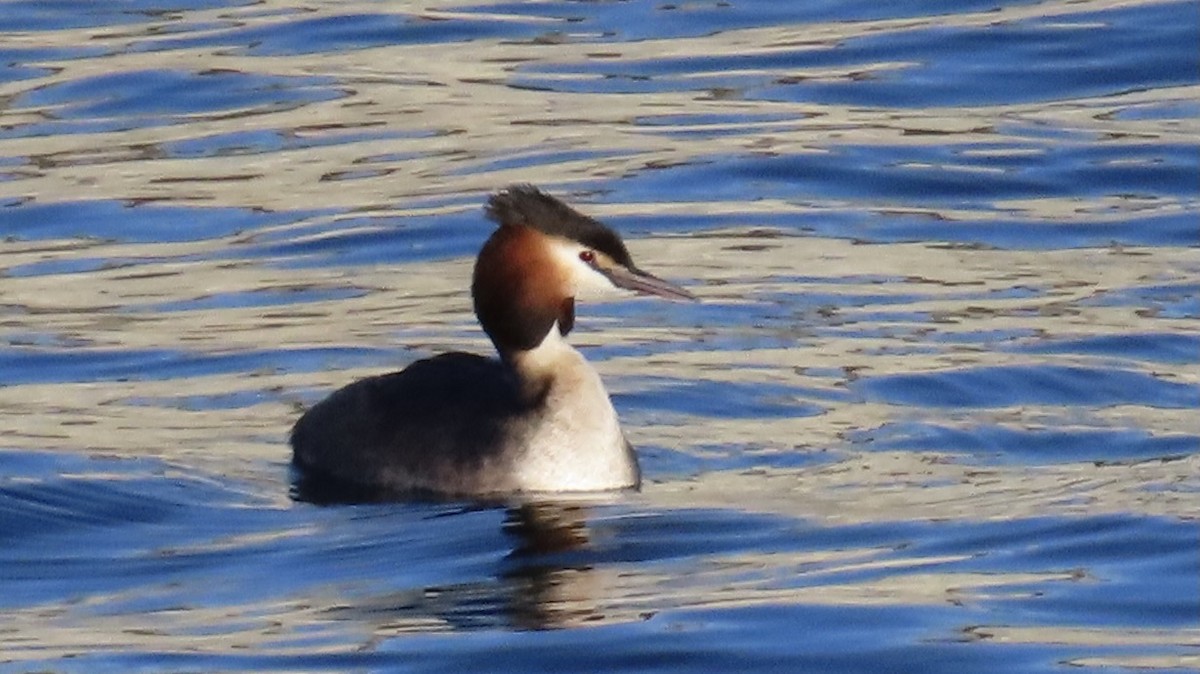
[579,250,595,263]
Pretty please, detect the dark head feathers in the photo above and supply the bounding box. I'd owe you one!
[485,184,634,268]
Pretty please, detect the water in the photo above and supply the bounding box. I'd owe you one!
[1,0,1197,671]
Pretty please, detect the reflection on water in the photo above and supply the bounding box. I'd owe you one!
[316,504,605,634]
[1,0,1197,671]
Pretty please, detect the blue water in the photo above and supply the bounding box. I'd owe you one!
[1,0,1197,671]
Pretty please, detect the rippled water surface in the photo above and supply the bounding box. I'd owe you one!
[2,0,1198,671]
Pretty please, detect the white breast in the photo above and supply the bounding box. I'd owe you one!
[509,330,638,492]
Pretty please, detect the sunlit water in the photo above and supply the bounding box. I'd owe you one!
[1,0,1197,671]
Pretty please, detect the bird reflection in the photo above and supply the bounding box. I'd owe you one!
[505,502,591,555]
[501,502,604,629]
[306,495,637,634]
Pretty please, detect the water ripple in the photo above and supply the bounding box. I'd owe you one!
[0,0,1196,671]
[859,365,1200,409]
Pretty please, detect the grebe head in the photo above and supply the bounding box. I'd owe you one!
[472,185,695,356]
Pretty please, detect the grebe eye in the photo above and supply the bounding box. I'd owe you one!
[579,250,596,263]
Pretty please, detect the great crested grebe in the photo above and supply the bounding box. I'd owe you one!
[290,185,695,497]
